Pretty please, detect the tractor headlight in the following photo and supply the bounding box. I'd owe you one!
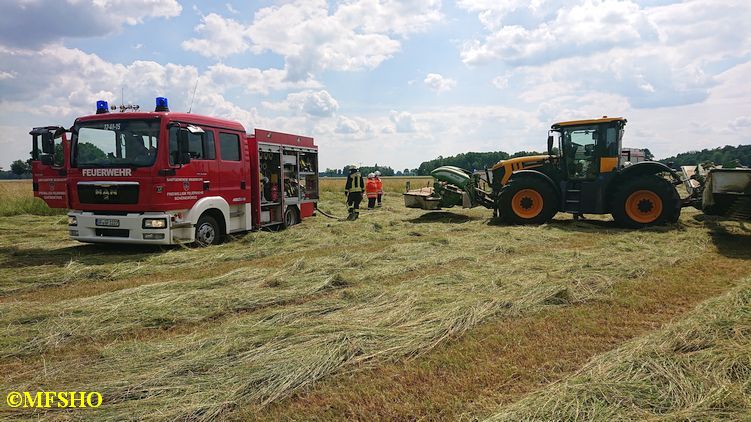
[68,216,77,226]
[143,218,167,229]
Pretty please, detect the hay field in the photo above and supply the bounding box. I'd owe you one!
[0,179,749,420]
[489,275,751,421]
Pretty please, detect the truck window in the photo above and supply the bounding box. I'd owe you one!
[75,120,159,167]
[169,127,215,164]
[219,133,241,161]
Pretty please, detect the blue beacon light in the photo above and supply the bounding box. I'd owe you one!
[96,100,109,114]
[155,97,170,112]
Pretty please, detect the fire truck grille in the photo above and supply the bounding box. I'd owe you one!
[95,228,130,238]
[78,183,139,204]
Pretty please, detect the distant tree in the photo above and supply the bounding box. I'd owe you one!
[76,142,107,164]
[659,144,750,168]
[643,148,655,161]
[10,160,31,175]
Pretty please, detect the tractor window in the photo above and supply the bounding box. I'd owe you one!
[562,126,598,180]
[605,127,619,156]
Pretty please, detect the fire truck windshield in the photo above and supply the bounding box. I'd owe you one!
[73,119,160,168]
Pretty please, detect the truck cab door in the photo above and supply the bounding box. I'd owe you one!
[30,126,69,209]
[217,131,249,204]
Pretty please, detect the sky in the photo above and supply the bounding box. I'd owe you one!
[0,0,750,172]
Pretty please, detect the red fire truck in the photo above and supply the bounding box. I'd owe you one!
[30,97,319,245]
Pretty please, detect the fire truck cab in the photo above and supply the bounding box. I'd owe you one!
[30,98,319,245]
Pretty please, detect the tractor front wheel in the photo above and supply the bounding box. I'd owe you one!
[498,177,558,225]
[611,175,681,228]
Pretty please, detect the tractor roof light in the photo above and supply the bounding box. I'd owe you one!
[155,97,170,112]
[96,100,110,114]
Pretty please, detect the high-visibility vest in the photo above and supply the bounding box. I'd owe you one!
[365,179,378,198]
[345,172,364,193]
[375,177,383,194]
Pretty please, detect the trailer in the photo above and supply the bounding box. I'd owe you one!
[30,97,319,246]
[682,164,751,220]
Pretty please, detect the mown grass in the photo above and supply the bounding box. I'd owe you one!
[488,275,751,421]
[0,179,749,420]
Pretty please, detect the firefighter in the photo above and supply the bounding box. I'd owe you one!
[344,165,364,220]
[374,170,384,207]
[365,173,378,209]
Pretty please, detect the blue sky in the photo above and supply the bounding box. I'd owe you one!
[1,0,750,171]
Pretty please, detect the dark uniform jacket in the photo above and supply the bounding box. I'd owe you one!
[345,171,364,194]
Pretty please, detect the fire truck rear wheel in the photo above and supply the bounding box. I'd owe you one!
[195,214,223,246]
[283,207,299,229]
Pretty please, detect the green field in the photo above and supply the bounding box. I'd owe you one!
[1,180,749,420]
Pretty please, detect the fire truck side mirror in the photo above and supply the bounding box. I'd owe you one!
[176,128,191,165]
[41,132,55,155]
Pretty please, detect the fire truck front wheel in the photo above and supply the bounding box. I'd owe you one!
[194,214,224,246]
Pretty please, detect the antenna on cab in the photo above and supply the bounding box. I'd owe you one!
[188,77,199,113]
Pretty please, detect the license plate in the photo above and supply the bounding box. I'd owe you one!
[95,218,120,227]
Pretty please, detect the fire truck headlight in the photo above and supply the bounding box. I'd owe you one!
[68,216,78,226]
[143,218,167,229]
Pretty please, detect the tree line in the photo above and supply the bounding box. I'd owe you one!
[416,150,545,175]
[319,165,420,177]
[659,144,750,168]
[5,144,748,180]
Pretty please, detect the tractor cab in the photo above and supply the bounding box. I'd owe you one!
[548,117,626,215]
[550,117,625,181]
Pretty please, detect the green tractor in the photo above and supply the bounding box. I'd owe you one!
[407,117,683,227]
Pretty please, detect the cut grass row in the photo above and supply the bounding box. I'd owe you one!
[252,226,751,420]
[488,274,751,421]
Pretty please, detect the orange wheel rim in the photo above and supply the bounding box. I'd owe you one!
[625,190,662,223]
[512,189,543,219]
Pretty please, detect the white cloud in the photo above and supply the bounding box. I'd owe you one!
[203,63,321,95]
[727,116,751,132]
[0,0,182,47]
[182,13,251,59]
[492,74,509,89]
[389,111,417,133]
[263,90,339,117]
[423,73,456,93]
[460,0,751,109]
[334,116,373,137]
[226,3,239,14]
[460,0,656,66]
[182,0,443,78]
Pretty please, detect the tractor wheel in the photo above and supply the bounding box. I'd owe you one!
[283,206,299,229]
[611,175,681,228]
[498,177,558,225]
[194,214,223,246]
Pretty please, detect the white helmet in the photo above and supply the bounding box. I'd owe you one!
[374,171,381,176]
[368,172,375,178]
